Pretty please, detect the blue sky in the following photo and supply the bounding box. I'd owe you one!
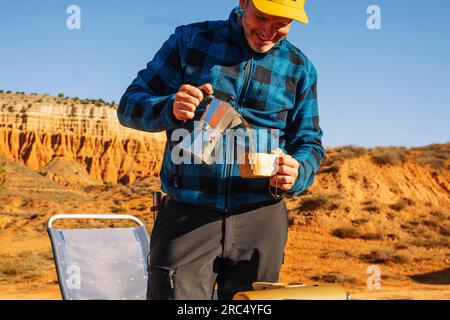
[0,0,449,147]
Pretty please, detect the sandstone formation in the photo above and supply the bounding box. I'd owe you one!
[0,92,166,184]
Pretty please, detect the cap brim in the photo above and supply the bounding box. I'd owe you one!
[252,0,309,24]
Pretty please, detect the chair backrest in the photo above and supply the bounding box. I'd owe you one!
[47,214,149,300]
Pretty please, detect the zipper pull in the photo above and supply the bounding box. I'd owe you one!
[168,270,175,290]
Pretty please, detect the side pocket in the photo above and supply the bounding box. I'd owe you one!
[146,266,176,300]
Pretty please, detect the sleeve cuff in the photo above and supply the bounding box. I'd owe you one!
[162,94,185,130]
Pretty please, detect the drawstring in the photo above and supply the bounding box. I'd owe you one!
[269,175,283,200]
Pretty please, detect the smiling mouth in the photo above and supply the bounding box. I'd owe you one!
[255,32,274,43]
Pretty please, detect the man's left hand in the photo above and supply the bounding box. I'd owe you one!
[269,148,300,191]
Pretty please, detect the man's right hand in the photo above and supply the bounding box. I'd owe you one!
[173,83,214,121]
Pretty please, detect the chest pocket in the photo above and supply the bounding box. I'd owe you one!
[244,64,295,118]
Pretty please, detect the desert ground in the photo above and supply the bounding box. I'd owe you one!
[0,91,449,299]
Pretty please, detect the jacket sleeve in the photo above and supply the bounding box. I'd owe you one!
[284,61,325,195]
[117,26,186,132]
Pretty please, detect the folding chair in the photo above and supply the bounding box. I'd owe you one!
[47,214,150,300]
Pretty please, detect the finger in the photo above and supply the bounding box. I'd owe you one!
[269,176,294,191]
[277,165,298,178]
[278,184,293,191]
[184,84,204,101]
[198,83,214,95]
[277,156,299,168]
[275,175,296,186]
[179,84,203,102]
[271,148,285,156]
[175,101,197,113]
[176,92,200,107]
[179,84,194,94]
[177,110,195,120]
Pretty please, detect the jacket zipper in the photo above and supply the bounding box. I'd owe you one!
[237,58,253,111]
[149,265,176,290]
[224,58,253,211]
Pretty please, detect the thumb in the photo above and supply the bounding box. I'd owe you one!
[198,83,214,95]
[271,148,285,156]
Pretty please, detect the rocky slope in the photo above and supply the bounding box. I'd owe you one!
[0,92,165,184]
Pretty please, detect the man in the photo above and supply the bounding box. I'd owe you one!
[118,0,324,300]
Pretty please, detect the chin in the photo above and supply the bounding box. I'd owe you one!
[250,43,274,53]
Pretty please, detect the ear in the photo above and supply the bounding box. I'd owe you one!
[239,0,248,9]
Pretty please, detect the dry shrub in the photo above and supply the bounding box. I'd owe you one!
[440,226,450,237]
[410,238,450,249]
[352,218,370,226]
[311,272,358,285]
[395,242,409,250]
[430,210,448,220]
[113,199,124,205]
[360,250,408,264]
[387,233,400,241]
[331,145,367,162]
[361,200,383,213]
[419,220,450,236]
[411,144,450,170]
[348,173,360,180]
[363,205,381,213]
[110,206,127,214]
[415,156,445,170]
[135,204,148,212]
[371,147,407,165]
[389,198,414,212]
[0,251,48,278]
[401,218,450,248]
[332,227,361,239]
[320,250,353,259]
[360,232,384,241]
[0,215,15,230]
[321,146,367,174]
[298,193,341,212]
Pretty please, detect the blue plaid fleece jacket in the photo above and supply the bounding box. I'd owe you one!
[118,7,325,212]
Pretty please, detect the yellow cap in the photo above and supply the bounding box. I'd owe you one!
[251,0,309,24]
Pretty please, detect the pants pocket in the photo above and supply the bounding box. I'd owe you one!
[146,266,176,300]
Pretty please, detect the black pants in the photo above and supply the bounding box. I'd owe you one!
[146,197,289,300]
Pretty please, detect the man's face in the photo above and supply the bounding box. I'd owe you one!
[239,0,293,53]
